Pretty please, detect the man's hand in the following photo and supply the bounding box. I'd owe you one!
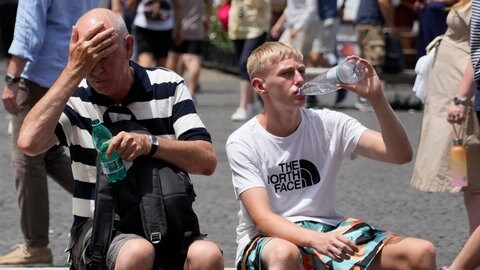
[2,84,22,115]
[338,55,383,102]
[105,132,151,162]
[311,231,359,261]
[66,23,118,79]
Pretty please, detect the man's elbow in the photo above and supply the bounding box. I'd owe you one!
[17,135,42,156]
[200,158,217,175]
[393,148,413,165]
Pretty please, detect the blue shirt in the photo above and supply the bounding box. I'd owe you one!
[8,0,98,88]
[317,0,337,20]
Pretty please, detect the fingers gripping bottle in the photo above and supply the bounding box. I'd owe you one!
[451,138,468,187]
[91,119,127,183]
[299,60,365,96]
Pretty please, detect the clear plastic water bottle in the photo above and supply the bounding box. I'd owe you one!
[91,119,127,183]
[299,60,365,96]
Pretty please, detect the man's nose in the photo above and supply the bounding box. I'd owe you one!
[294,70,305,84]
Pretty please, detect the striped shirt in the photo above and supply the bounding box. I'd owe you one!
[471,0,480,82]
[471,0,480,111]
[55,61,212,226]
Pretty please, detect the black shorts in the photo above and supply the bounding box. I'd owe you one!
[135,26,173,59]
[171,40,203,56]
[0,3,18,58]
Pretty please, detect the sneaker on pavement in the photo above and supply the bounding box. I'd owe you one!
[0,244,53,266]
[231,108,248,121]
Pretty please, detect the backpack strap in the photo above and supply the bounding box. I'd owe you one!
[87,168,116,270]
[137,157,169,245]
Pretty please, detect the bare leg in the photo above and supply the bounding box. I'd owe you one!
[464,191,480,234]
[184,240,224,270]
[115,238,155,270]
[182,53,201,94]
[137,52,154,68]
[261,238,302,270]
[370,236,436,270]
[450,226,480,270]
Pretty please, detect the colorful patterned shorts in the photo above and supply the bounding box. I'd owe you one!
[238,217,395,270]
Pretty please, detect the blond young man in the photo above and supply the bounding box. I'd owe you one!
[225,41,436,269]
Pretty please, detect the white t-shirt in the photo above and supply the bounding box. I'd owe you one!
[134,0,174,31]
[225,108,367,264]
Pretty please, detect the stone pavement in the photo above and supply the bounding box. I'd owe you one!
[0,62,469,269]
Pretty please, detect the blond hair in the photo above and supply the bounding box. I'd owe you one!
[246,42,303,80]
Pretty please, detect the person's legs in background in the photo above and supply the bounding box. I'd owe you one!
[231,33,267,121]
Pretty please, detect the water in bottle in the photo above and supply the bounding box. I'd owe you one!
[299,60,365,96]
[91,119,127,183]
[450,138,468,187]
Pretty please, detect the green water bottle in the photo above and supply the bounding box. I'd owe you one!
[91,119,127,182]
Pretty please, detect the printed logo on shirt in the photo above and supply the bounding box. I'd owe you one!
[267,159,320,193]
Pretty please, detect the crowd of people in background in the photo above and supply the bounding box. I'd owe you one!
[1,0,480,269]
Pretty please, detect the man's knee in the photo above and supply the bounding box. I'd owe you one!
[406,239,436,269]
[378,237,436,270]
[186,240,224,270]
[262,239,301,269]
[115,238,155,270]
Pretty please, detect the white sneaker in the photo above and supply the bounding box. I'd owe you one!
[231,108,248,121]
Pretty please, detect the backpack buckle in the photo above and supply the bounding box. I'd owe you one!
[150,232,161,244]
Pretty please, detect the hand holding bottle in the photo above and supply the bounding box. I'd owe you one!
[336,56,384,102]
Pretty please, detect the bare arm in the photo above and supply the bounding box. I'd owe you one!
[339,56,412,164]
[18,23,118,156]
[240,187,358,260]
[447,60,476,124]
[378,0,396,34]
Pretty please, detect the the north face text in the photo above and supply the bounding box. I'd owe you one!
[267,159,321,193]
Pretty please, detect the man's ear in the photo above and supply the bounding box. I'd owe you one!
[125,35,134,59]
[251,77,267,95]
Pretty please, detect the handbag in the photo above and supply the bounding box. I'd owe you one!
[217,0,231,32]
[412,35,442,103]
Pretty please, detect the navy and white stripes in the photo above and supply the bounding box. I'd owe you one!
[471,0,480,82]
[54,61,211,226]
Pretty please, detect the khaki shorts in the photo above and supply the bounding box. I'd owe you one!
[355,25,385,68]
[68,219,143,270]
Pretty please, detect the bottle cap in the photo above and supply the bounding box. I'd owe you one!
[453,138,463,145]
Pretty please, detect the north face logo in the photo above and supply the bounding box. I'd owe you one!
[267,159,321,193]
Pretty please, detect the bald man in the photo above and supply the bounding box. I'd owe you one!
[18,8,224,270]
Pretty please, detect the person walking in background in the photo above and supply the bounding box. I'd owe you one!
[442,1,480,268]
[133,0,184,67]
[111,0,139,33]
[228,0,270,121]
[415,0,449,60]
[17,8,224,269]
[354,0,397,111]
[0,0,98,266]
[166,0,213,99]
[225,41,436,270]
[308,0,343,108]
[268,0,286,41]
[412,0,480,239]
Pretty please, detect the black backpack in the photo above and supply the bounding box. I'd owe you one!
[86,107,201,270]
